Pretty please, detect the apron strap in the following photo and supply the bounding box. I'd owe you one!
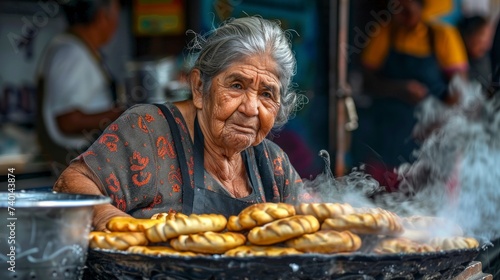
[192,113,205,198]
[154,103,194,214]
[427,24,436,56]
[241,149,264,203]
[253,142,280,202]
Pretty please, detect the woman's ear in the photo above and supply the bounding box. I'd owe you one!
[190,69,203,109]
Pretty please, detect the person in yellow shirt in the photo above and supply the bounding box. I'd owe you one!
[354,0,468,189]
[421,0,462,25]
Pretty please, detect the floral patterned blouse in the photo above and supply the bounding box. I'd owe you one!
[80,103,311,218]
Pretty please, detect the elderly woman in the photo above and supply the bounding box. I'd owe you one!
[54,16,310,231]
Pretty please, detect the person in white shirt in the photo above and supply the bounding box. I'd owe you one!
[36,0,124,169]
[462,0,491,18]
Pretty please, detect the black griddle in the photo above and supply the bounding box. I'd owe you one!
[84,246,482,280]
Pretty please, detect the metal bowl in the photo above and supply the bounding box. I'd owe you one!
[0,192,110,280]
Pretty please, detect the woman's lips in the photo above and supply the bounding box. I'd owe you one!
[232,124,256,134]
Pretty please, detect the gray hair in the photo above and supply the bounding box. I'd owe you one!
[188,16,299,128]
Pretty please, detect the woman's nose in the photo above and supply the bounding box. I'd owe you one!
[239,93,259,116]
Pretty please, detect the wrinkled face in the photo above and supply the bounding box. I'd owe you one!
[195,54,281,152]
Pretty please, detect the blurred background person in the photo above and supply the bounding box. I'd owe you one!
[489,15,500,96]
[351,0,468,189]
[35,0,124,170]
[457,15,493,94]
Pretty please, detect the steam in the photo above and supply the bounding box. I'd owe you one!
[301,76,500,243]
[408,76,500,242]
[302,150,384,208]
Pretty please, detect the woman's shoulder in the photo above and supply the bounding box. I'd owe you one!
[123,103,180,119]
[118,103,193,141]
[114,103,176,132]
[49,34,98,63]
[120,104,161,121]
[43,35,90,70]
[428,21,461,37]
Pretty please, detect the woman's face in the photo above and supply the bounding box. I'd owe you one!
[394,0,422,30]
[194,54,281,152]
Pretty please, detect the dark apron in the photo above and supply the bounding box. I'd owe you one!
[156,104,275,217]
[371,25,447,167]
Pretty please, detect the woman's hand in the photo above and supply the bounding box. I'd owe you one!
[404,80,428,104]
[53,159,130,231]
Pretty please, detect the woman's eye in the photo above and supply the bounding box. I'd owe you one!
[261,92,273,98]
[231,83,243,89]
